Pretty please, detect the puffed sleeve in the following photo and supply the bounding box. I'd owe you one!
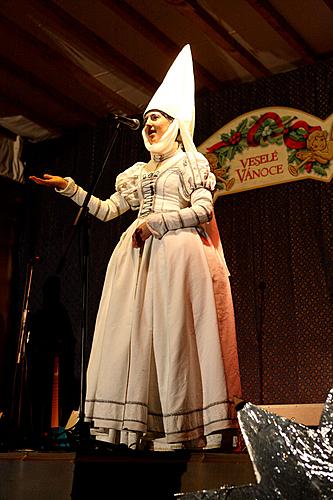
[55,162,143,222]
[146,152,215,238]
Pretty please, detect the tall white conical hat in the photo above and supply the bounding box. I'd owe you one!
[145,45,228,273]
[144,44,196,154]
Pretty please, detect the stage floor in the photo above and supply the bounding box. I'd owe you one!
[0,448,256,500]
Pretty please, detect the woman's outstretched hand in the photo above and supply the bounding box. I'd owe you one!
[29,174,68,190]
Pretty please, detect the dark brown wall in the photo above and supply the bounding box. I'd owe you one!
[0,176,26,411]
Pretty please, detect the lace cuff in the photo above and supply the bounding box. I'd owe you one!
[56,177,130,222]
[55,177,77,197]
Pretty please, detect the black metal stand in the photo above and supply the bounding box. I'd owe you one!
[56,122,121,449]
[257,280,266,404]
[10,256,40,445]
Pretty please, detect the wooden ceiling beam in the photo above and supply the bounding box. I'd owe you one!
[0,17,99,125]
[164,0,271,78]
[0,14,138,119]
[0,95,50,129]
[102,0,221,91]
[0,56,97,127]
[6,0,158,95]
[0,62,90,131]
[245,0,316,64]
[0,89,61,136]
[0,5,140,117]
[322,0,333,13]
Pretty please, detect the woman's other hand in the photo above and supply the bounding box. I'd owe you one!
[29,174,68,190]
[132,222,152,248]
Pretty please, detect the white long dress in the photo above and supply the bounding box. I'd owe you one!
[58,148,241,449]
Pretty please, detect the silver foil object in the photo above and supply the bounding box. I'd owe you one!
[176,388,333,499]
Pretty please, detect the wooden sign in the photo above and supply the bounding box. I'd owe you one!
[199,107,333,199]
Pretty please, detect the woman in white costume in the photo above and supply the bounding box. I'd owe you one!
[30,45,241,450]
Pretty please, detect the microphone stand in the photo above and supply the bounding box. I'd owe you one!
[11,256,40,444]
[257,281,266,404]
[56,121,121,450]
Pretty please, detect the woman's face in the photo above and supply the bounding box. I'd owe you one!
[143,111,172,144]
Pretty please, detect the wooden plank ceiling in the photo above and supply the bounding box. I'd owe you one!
[0,0,332,140]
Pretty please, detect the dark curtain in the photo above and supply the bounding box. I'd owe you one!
[214,181,332,404]
[8,59,333,425]
[195,58,333,404]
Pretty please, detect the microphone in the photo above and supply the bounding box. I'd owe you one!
[113,114,141,131]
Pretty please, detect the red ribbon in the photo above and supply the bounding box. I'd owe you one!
[283,120,321,149]
[207,115,322,153]
[206,140,229,153]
